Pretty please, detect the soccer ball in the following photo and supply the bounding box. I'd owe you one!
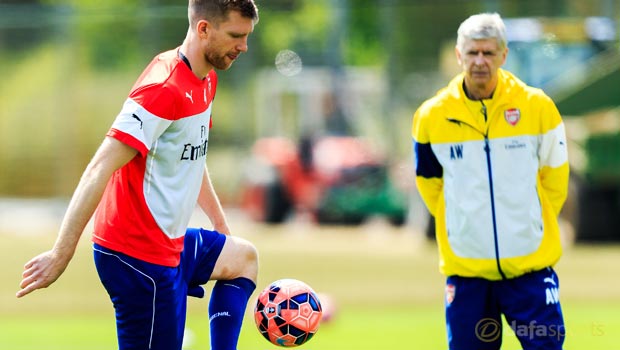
[316,292,337,323]
[254,279,323,347]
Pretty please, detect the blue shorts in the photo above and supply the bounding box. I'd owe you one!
[445,267,565,350]
[94,227,226,350]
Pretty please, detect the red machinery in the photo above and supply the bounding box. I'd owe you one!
[240,136,407,225]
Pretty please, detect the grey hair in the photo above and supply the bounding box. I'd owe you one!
[456,13,507,52]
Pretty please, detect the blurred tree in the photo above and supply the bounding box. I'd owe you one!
[0,2,57,52]
[254,0,330,65]
[37,0,187,70]
[345,0,383,66]
[1,0,618,197]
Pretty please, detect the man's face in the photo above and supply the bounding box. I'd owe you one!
[456,38,507,92]
[203,11,255,70]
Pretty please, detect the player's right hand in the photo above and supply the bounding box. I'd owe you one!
[16,250,69,298]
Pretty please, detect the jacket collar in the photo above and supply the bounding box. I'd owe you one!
[439,69,526,124]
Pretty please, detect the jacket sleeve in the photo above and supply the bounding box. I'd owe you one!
[538,96,570,216]
[412,106,443,217]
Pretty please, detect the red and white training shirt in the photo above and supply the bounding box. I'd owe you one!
[93,48,217,267]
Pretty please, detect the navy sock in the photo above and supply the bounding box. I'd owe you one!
[208,277,256,350]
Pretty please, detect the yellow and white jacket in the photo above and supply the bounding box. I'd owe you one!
[412,69,569,280]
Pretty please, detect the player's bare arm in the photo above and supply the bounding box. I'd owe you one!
[197,164,230,234]
[16,137,138,298]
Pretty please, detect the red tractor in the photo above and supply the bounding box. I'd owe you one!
[240,135,407,225]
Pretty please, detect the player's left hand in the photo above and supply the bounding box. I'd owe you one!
[16,250,69,298]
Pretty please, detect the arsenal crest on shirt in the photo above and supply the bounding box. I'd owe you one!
[504,108,521,126]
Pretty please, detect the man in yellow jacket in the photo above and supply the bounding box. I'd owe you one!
[412,13,569,350]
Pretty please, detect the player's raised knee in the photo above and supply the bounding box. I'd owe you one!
[223,236,258,280]
[238,238,259,273]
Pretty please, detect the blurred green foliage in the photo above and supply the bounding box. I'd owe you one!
[0,0,618,197]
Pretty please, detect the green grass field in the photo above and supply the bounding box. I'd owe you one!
[1,214,618,349]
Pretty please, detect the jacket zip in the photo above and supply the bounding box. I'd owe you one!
[447,100,507,280]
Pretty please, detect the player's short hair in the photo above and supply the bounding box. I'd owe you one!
[456,13,506,52]
[189,0,259,27]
